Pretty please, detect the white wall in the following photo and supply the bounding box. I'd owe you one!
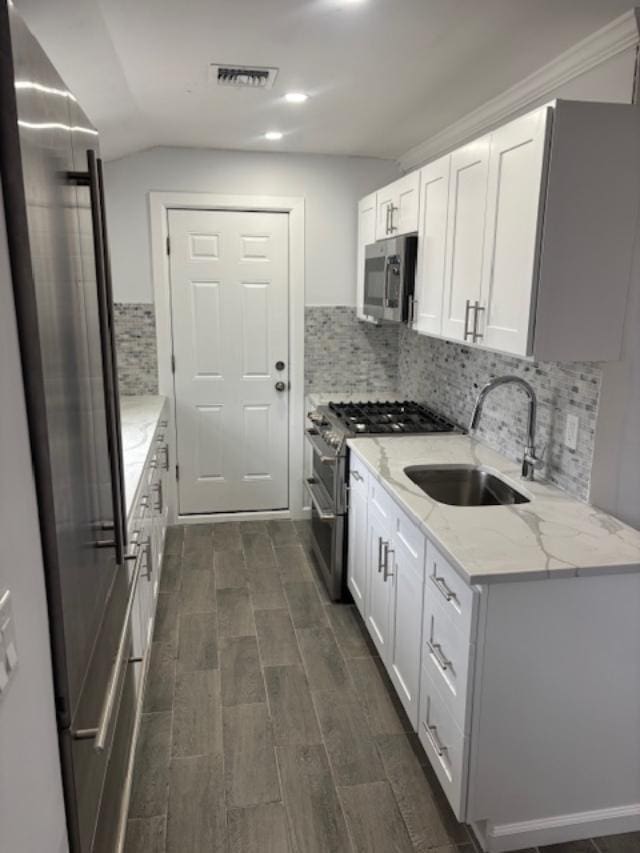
[103,148,397,306]
[0,188,68,852]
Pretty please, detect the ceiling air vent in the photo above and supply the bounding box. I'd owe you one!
[211,64,278,89]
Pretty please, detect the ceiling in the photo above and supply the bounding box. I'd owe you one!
[14,0,635,161]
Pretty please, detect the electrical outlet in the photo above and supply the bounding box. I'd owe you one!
[565,414,579,451]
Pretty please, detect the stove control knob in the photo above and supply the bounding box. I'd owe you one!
[307,410,325,425]
[326,431,342,448]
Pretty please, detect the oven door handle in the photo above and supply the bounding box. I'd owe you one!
[305,429,337,464]
[305,478,336,521]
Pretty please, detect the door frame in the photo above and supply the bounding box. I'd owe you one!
[149,191,306,523]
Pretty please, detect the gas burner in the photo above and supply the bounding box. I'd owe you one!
[324,400,460,437]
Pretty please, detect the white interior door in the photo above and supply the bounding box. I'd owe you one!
[168,208,289,515]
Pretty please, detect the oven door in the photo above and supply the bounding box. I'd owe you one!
[363,241,388,320]
[305,477,345,601]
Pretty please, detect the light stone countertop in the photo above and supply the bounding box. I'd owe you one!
[347,434,640,585]
[120,395,168,520]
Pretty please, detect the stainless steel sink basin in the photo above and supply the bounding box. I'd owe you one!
[404,465,530,507]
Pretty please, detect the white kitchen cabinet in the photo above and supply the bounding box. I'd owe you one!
[348,444,640,851]
[440,135,490,341]
[356,192,377,322]
[374,171,420,240]
[387,532,424,728]
[383,101,640,361]
[413,155,450,335]
[347,460,368,614]
[476,108,550,355]
[364,480,394,658]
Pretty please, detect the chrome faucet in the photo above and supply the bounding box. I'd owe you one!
[469,376,542,481]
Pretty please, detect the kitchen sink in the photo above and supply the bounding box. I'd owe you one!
[404,464,530,507]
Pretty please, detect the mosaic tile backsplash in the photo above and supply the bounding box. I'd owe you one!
[113,303,158,395]
[398,327,602,501]
[304,306,399,396]
[112,302,602,501]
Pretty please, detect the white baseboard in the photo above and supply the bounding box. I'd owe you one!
[471,803,640,852]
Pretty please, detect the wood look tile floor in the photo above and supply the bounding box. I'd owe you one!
[125,521,640,853]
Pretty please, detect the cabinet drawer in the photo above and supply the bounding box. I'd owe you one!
[425,541,476,639]
[423,594,474,732]
[418,665,469,820]
[393,502,426,575]
[348,451,369,493]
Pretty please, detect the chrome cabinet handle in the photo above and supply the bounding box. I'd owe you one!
[351,469,363,482]
[463,299,473,341]
[430,571,458,605]
[385,204,391,235]
[154,480,163,513]
[427,639,451,671]
[422,720,448,758]
[142,539,152,581]
[162,443,170,471]
[383,544,395,581]
[378,537,388,573]
[472,300,485,342]
[389,204,397,233]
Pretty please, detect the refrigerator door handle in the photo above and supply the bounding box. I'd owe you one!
[86,149,126,565]
[97,155,127,543]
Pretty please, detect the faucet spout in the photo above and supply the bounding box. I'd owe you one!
[469,375,541,481]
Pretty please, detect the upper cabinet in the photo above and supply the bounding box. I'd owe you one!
[413,155,451,336]
[478,108,550,355]
[356,192,377,322]
[375,171,420,240]
[361,100,640,362]
[441,135,491,342]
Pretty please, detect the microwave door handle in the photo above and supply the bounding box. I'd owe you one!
[383,257,391,309]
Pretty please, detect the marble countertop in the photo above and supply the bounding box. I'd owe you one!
[120,395,167,520]
[348,434,640,585]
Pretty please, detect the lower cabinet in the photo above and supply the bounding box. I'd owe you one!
[347,446,640,850]
[128,406,171,692]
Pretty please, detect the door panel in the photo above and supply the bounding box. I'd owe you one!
[415,155,450,335]
[441,137,490,341]
[356,192,376,320]
[347,479,368,614]
[169,209,289,514]
[480,108,550,355]
[389,536,424,728]
[365,485,393,660]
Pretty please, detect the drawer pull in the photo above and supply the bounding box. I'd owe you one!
[427,639,451,671]
[378,537,388,573]
[383,545,394,581]
[431,571,458,605]
[351,469,363,482]
[422,720,448,758]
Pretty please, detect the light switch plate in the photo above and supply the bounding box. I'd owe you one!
[565,414,579,451]
[0,590,18,699]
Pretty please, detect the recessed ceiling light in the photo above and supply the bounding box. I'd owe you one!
[285,92,308,104]
[265,130,283,141]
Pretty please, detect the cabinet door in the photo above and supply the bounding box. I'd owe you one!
[356,192,377,321]
[347,478,368,615]
[365,485,393,660]
[375,185,396,240]
[388,535,425,728]
[414,155,450,335]
[441,136,490,341]
[375,173,420,240]
[392,171,420,236]
[478,108,550,355]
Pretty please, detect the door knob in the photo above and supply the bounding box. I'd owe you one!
[275,360,286,371]
[275,381,286,392]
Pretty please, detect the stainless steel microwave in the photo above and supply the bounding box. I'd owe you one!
[363,234,418,322]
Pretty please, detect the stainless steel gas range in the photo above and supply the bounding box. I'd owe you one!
[304,401,460,601]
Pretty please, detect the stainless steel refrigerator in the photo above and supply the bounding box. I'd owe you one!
[0,4,137,851]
